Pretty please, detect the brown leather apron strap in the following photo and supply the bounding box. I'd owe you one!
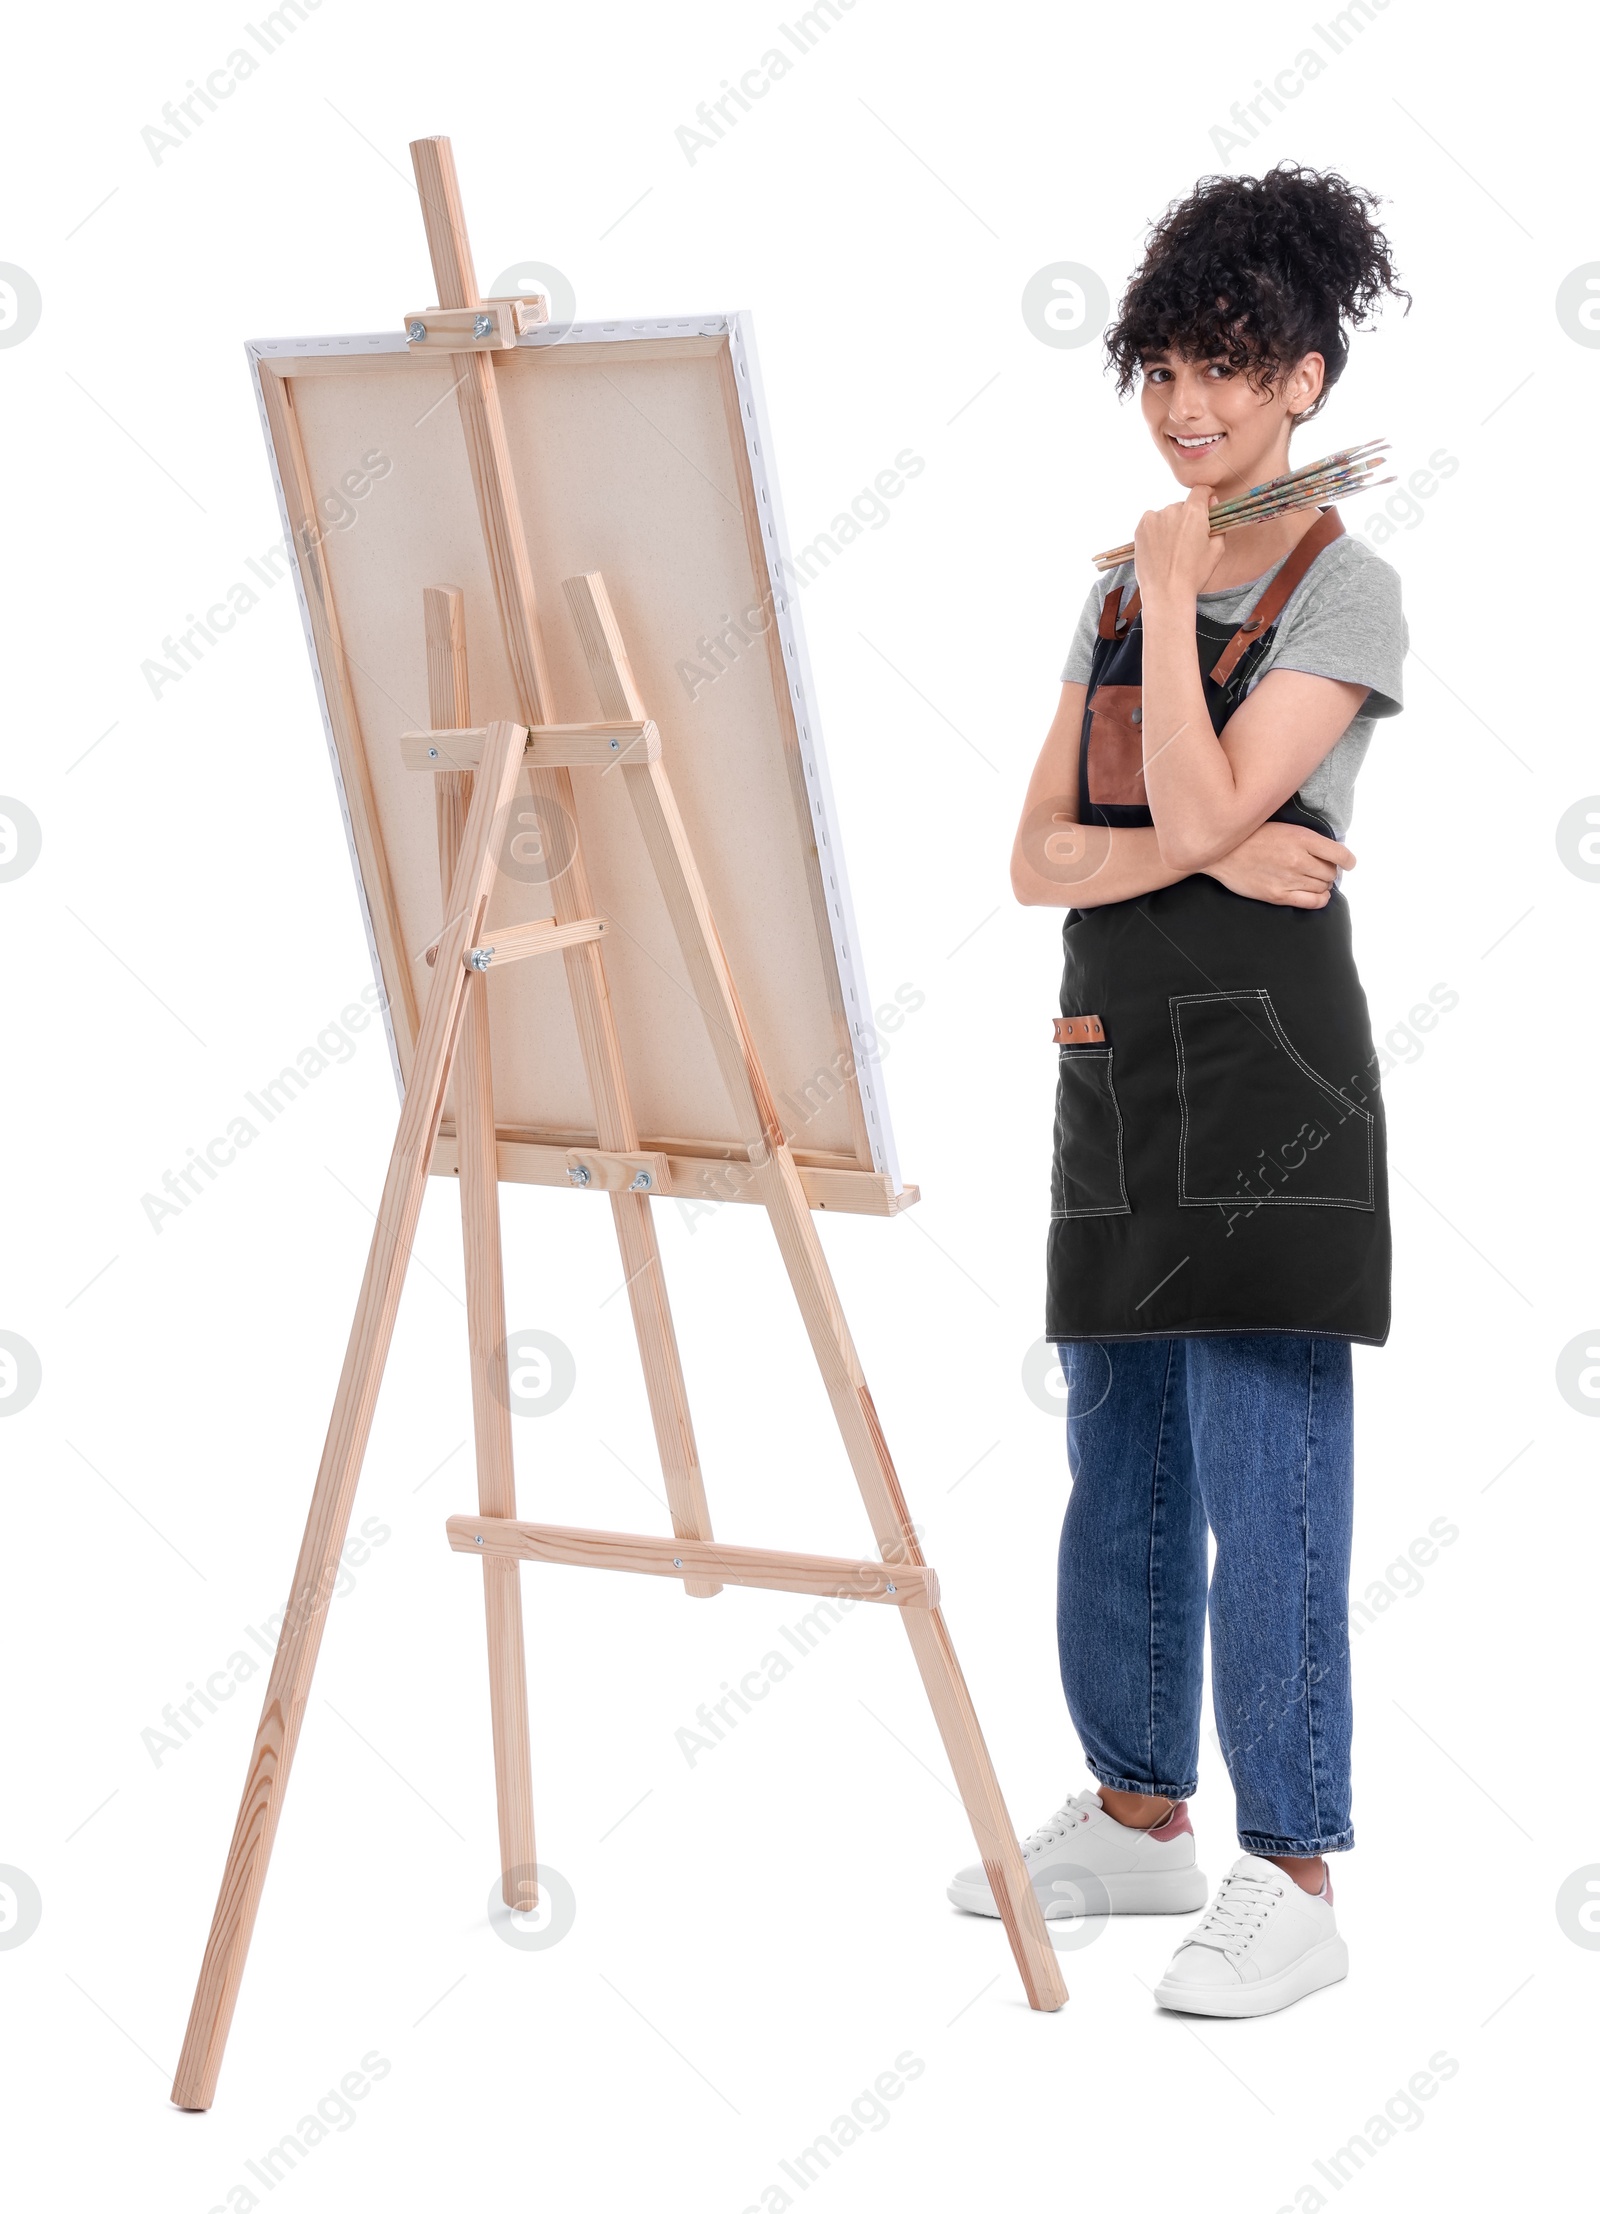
[1097,581,1142,639]
[1208,506,1345,688]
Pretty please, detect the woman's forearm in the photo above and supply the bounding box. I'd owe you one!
[1011,820,1194,908]
[1137,590,1242,869]
[1010,680,1195,908]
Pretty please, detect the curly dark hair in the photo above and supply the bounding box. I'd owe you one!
[1103,164,1409,420]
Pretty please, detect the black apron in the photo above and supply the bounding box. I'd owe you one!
[1046,508,1390,1345]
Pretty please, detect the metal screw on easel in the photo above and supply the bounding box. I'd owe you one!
[427,745,440,759]
[474,1535,483,1546]
[408,319,427,341]
[568,1164,591,1186]
[468,947,494,971]
[628,1170,653,1191]
[473,312,493,337]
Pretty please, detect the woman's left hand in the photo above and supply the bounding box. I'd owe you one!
[1203,821,1355,906]
[1133,486,1226,606]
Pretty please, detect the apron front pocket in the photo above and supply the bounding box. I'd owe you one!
[1171,990,1374,1210]
[1051,1046,1132,1218]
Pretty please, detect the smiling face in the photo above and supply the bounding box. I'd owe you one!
[1138,349,1326,499]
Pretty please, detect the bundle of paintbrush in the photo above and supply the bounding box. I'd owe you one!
[1091,440,1393,571]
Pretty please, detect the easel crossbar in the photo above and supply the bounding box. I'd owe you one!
[401,721,657,772]
[423,915,607,970]
[445,1517,939,1608]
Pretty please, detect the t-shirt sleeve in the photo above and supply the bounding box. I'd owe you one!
[1265,541,1406,718]
[1060,569,1124,687]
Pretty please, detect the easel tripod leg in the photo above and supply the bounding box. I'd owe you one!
[170,721,530,2109]
[427,579,538,1915]
[606,1185,720,1599]
[897,1611,1066,2010]
[455,965,537,1909]
[760,1146,1068,2010]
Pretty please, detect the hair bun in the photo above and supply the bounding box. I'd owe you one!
[1104,163,1410,418]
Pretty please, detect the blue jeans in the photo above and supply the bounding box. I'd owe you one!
[1055,1335,1355,1857]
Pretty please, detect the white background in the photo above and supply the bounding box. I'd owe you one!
[1,1,1593,2207]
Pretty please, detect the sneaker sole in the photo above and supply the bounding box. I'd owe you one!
[947,1864,1211,1918]
[1153,1933,1349,2018]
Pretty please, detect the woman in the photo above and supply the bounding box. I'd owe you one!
[949,166,1410,2017]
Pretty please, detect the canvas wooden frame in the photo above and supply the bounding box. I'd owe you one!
[246,311,910,1215]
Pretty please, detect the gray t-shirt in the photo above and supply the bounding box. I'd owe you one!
[1061,532,1406,838]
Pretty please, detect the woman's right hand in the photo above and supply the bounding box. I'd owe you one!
[1204,822,1355,907]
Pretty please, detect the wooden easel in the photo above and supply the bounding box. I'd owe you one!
[171,138,1064,2108]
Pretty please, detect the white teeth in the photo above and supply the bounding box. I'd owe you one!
[1174,434,1222,448]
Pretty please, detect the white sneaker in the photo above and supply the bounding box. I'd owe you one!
[1154,1853,1348,2017]
[948,1789,1208,1919]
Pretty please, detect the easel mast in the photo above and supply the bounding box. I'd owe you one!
[171,139,1063,2109]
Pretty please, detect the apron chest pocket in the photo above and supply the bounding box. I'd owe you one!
[1171,991,1374,1210]
[1052,1046,1131,1218]
[1084,684,1148,807]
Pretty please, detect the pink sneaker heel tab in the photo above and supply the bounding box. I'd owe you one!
[1147,1801,1193,1843]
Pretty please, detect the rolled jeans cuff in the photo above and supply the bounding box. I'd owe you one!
[1085,1759,1197,1802]
[1238,1826,1354,1857]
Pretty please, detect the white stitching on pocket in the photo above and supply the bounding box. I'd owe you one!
[1052,1045,1132,1219]
[1170,990,1374,1210]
